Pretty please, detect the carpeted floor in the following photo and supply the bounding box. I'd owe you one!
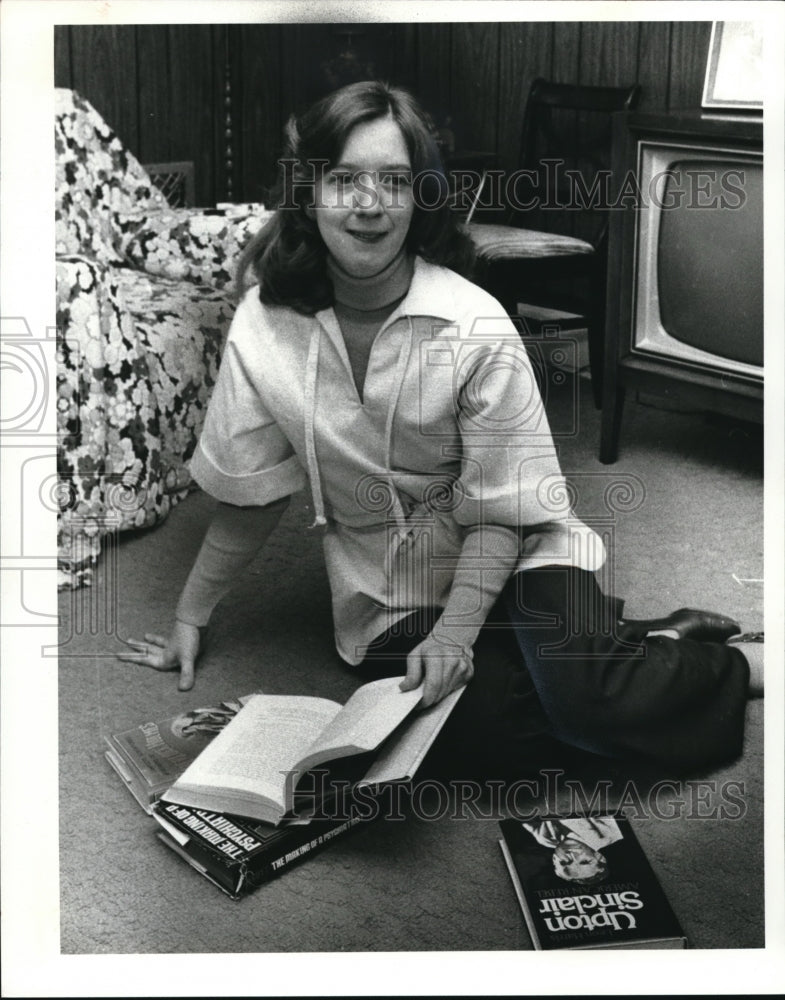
[58,371,764,954]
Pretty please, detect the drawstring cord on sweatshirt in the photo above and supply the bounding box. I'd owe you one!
[304,315,414,531]
[304,326,327,528]
[384,317,414,531]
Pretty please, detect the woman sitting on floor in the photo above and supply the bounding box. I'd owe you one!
[119,80,762,776]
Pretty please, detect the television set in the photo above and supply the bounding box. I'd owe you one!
[600,111,763,464]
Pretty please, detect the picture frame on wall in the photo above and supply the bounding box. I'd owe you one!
[702,20,764,111]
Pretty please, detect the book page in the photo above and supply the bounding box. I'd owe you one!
[358,685,464,786]
[166,694,341,811]
[297,677,423,773]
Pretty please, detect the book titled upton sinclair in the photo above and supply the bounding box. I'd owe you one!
[498,815,687,949]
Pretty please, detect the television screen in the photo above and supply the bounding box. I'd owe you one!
[633,142,763,379]
[657,160,763,366]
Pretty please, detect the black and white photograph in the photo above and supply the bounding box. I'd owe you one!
[1,0,784,996]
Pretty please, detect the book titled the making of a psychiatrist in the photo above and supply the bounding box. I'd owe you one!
[152,793,375,898]
[499,815,687,950]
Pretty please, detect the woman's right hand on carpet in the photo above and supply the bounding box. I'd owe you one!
[116,620,202,691]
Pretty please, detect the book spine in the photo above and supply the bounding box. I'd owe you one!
[105,749,155,813]
[156,831,244,898]
[498,838,542,949]
[153,803,368,896]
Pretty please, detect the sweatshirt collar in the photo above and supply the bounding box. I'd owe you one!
[317,255,458,332]
[396,256,458,323]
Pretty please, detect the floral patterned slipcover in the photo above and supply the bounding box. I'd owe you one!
[55,88,273,588]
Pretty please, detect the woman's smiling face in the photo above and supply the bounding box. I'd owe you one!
[312,114,415,278]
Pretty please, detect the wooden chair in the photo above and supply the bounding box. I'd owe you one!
[465,78,641,408]
[143,160,196,207]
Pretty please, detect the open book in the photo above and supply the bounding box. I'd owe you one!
[160,677,462,825]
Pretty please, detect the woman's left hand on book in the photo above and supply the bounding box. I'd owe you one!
[400,629,475,707]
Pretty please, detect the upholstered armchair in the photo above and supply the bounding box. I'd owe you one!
[55,88,273,588]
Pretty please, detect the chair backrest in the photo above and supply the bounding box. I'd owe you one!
[55,88,169,264]
[143,161,196,208]
[511,77,641,245]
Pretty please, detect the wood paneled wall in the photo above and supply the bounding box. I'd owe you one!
[55,20,713,207]
[55,24,230,205]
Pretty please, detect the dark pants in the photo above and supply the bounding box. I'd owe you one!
[358,566,750,777]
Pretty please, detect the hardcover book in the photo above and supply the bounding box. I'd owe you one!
[161,676,462,825]
[498,815,687,950]
[152,798,373,898]
[104,696,253,813]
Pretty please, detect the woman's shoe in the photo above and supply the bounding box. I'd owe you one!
[727,631,764,643]
[618,608,741,642]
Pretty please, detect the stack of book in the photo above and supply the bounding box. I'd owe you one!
[105,677,463,898]
[106,682,688,937]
